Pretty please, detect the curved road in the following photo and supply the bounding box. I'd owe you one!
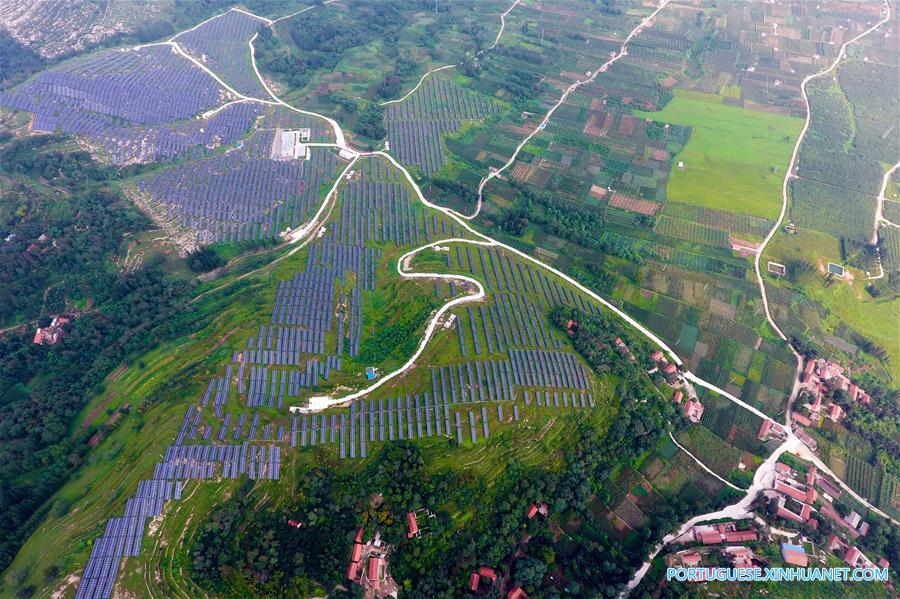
[108,6,898,597]
[752,0,892,426]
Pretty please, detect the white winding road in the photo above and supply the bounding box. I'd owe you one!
[114,4,898,595]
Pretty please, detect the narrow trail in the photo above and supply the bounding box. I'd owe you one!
[752,0,892,426]
[380,64,457,106]
[379,0,522,107]
[466,0,672,220]
[668,432,744,492]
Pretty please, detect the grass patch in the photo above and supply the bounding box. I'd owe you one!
[637,89,803,219]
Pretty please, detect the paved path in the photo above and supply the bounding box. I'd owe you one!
[873,161,900,242]
[151,0,897,529]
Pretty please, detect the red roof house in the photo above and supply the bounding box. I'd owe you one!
[775,480,808,502]
[367,557,384,589]
[828,404,843,421]
[697,530,721,544]
[526,503,539,519]
[684,400,704,423]
[793,412,812,427]
[407,511,421,539]
[724,530,757,543]
[478,567,497,580]
[806,467,817,486]
[673,390,683,403]
[663,363,678,375]
[802,359,816,381]
[681,552,702,567]
[508,586,528,599]
[468,572,481,592]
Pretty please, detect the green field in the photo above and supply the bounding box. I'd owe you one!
[637,90,803,220]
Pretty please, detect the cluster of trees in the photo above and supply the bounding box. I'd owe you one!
[352,103,387,142]
[497,183,654,263]
[256,1,405,91]
[186,247,227,273]
[0,135,149,324]
[0,259,197,572]
[429,177,478,209]
[373,56,417,100]
[0,31,45,88]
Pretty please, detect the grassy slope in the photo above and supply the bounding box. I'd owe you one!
[766,229,900,369]
[637,89,803,220]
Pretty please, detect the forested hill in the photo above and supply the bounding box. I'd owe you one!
[0,135,150,325]
[0,134,203,573]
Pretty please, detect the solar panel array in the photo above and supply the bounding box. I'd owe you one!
[1,45,223,124]
[0,45,261,164]
[295,387,596,458]
[76,429,281,599]
[137,136,338,243]
[175,9,268,97]
[386,77,500,175]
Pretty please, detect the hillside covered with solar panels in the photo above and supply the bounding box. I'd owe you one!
[3,1,897,599]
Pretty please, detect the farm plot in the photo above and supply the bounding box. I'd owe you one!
[658,202,775,242]
[636,89,803,220]
[386,76,500,175]
[844,454,884,505]
[174,8,269,97]
[698,392,768,457]
[136,135,339,243]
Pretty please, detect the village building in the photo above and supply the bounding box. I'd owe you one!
[406,512,420,539]
[758,418,787,441]
[468,572,480,592]
[725,546,755,568]
[468,566,498,592]
[507,586,528,599]
[683,399,704,423]
[526,502,549,519]
[844,546,875,569]
[33,316,69,345]
[781,543,809,567]
[680,552,702,567]
[692,523,757,545]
